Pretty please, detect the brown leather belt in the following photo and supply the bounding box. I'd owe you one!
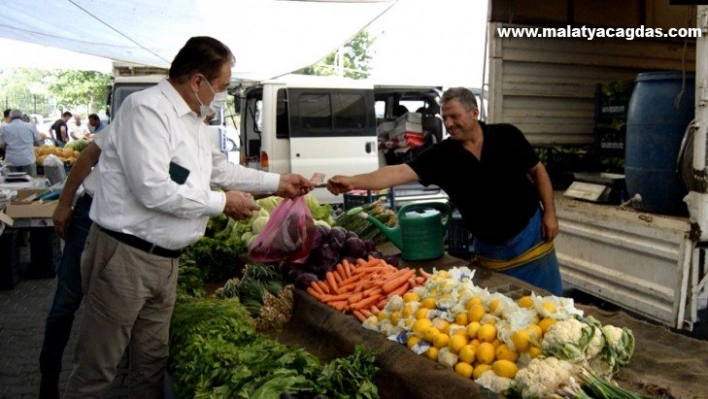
[98,226,182,258]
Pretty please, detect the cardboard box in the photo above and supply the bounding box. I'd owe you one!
[377,121,396,135]
[396,112,422,124]
[2,189,58,226]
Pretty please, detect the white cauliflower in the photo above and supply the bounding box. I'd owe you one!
[600,324,635,373]
[541,318,599,363]
[584,323,605,359]
[437,347,458,368]
[512,356,578,398]
[385,295,404,312]
[475,370,513,393]
[362,315,380,331]
[602,324,624,344]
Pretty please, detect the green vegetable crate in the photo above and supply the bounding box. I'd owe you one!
[343,189,395,210]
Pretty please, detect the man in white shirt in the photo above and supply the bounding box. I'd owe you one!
[68,115,90,141]
[64,36,313,397]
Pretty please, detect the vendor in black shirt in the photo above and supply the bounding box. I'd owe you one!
[327,87,562,295]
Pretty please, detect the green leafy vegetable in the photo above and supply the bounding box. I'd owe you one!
[169,298,380,399]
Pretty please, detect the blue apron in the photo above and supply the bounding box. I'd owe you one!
[472,207,563,296]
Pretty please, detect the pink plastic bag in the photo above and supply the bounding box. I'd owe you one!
[248,196,315,263]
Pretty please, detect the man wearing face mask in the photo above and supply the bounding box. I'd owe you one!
[63,36,314,398]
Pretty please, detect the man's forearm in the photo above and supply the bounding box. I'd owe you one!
[57,144,100,207]
[350,165,418,190]
[532,163,556,214]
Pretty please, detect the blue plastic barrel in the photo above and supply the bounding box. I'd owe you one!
[625,71,695,215]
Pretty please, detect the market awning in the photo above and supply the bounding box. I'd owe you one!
[0,0,396,81]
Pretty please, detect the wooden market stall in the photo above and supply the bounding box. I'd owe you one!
[276,251,708,399]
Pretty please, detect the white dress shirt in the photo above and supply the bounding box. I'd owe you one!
[90,79,280,250]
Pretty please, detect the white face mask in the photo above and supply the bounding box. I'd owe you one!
[195,76,228,117]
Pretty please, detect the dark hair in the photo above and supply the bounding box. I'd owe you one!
[442,87,478,111]
[3,109,11,118]
[62,111,73,118]
[393,105,409,117]
[169,36,235,84]
[88,113,99,122]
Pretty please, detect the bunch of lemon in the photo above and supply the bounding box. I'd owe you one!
[372,267,574,386]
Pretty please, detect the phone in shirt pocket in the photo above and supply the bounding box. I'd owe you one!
[169,162,190,185]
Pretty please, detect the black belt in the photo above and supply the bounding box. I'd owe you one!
[98,226,182,258]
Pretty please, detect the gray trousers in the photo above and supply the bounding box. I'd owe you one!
[64,224,178,398]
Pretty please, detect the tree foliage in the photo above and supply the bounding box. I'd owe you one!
[0,68,111,115]
[0,68,52,114]
[48,70,111,112]
[298,29,375,79]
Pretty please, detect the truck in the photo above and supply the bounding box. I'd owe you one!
[234,74,449,205]
[484,0,708,331]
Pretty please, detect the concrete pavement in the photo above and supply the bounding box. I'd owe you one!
[0,275,129,399]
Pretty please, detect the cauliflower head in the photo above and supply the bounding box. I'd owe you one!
[512,356,577,398]
[600,324,635,373]
[475,370,514,394]
[541,318,598,363]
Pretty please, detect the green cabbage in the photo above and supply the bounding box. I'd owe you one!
[256,196,282,213]
[252,216,270,234]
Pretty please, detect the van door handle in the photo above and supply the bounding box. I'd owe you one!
[365,141,375,154]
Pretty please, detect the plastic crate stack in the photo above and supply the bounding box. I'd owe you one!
[445,210,472,259]
[343,189,395,211]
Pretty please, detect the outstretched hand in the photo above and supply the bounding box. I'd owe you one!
[327,175,354,195]
[276,174,314,198]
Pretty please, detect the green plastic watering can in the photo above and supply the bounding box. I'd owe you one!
[350,201,451,261]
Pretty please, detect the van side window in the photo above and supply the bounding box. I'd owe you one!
[298,93,367,130]
[276,89,289,139]
[300,93,331,129]
[333,93,366,129]
[289,88,374,138]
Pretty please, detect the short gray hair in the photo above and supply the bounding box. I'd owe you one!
[9,109,22,120]
[442,87,478,112]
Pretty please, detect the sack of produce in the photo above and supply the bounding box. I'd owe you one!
[248,195,314,263]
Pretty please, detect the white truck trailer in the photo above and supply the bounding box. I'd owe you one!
[484,0,708,330]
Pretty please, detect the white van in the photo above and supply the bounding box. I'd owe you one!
[235,74,447,205]
[109,74,233,157]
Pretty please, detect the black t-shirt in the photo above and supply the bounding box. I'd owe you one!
[51,119,67,141]
[407,122,540,244]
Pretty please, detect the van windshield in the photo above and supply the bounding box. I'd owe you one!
[111,83,157,117]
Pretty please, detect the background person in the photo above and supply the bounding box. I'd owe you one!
[327,87,562,295]
[87,113,105,133]
[50,112,72,147]
[68,114,90,140]
[38,136,104,399]
[64,36,313,397]
[0,109,42,176]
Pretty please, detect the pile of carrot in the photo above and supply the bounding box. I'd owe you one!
[305,256,431,323]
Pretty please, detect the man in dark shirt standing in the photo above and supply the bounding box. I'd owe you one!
[51,112,72,148]
[327,87,562,295]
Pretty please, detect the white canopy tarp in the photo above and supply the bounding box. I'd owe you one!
[0,0,395,81]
